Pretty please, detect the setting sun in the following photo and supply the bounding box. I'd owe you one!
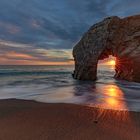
[98,56,116,66]
[109,60,116,66]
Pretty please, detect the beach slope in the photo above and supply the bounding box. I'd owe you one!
[0,99,140,140]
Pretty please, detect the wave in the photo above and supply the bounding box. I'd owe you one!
[0,71,71,76]
[0,65,140,112]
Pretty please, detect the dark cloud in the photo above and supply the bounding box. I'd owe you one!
[0,0,139,48]
[0,0,111,48]
[108,0,140,17]
[0,0,139,63]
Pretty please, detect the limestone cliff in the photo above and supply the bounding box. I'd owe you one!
[73,15,140,82]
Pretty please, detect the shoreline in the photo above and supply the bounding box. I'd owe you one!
[1,98,139,113]
[0,99,140,140]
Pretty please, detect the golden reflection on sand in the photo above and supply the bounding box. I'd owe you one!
[89,85,133,130]
[103,85,127,110]
[94,85,128,110]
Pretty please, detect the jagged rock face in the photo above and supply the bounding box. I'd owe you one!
[73,15,140,82]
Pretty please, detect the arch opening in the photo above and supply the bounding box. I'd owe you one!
[97,55,116,78]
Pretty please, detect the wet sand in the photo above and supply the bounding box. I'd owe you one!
[0,99,140,140]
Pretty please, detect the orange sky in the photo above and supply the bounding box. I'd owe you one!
[0,57,74,65]
[0,40,117,66]
[0,58,115,66]
[0,53,115,66]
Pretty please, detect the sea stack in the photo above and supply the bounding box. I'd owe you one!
[73,15,140,82]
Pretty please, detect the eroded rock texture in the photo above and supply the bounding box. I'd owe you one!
[73,15,140,82]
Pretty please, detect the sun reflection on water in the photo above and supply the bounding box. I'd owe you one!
[97,85,127,110]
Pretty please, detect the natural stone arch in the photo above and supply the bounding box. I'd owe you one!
[72,15,140,82]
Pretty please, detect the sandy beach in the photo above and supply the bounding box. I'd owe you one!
[0,99,140,140]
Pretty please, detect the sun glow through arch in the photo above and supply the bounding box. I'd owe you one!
[97,55,116,78]
[98,55,116,66]
[108,60,116,66]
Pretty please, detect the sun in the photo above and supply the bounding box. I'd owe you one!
[109,60,116,66]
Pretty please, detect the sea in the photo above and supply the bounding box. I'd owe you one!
[0,65,140,112]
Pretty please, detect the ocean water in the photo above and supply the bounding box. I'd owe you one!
[0,65,140,112]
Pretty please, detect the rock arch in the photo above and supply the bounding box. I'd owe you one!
[72,15,140,82]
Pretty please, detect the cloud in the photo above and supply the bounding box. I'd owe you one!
[0,0,111,48]
[107,0,140,17]
[0,0,139,64]
[0,40,73,64]
[0,21,20,35]
[0,0,139,47]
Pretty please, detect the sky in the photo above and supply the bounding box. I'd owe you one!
[0,0,140,65]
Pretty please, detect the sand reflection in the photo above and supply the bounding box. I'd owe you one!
[89,85,132,130]
[97,85,127,110]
